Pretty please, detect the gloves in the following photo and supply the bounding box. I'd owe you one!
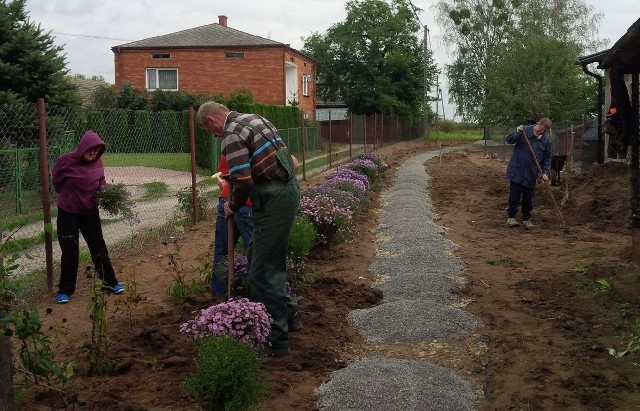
[516,125,524,132]
[541,173,549,182]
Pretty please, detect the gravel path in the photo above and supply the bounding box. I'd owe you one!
[316,146,479,410]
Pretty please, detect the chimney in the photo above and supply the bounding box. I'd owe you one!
[218,15,228,27]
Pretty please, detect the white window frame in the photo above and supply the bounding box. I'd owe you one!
[302,74,310,97]
[146,68,178,91]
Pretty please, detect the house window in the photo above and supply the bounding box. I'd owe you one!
[302,74,311,97]
[152,53,171,59]
[146,68,178,90]
[225,52,245,59]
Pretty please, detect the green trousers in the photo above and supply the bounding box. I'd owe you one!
[249,178,300,349]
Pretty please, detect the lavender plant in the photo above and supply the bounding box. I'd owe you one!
[179,298,272,347]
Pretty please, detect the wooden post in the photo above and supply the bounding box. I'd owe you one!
[328,110,333,169]
[37,98,54,292]
[349,113,353,159]
[630,73,640,265]
[188,107,198,225]
[363,115,367,153]
[300,110,307,181]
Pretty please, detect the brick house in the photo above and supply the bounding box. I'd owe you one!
[111,15,317,119]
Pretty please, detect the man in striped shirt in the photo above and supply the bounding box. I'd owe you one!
[198,101,301,356]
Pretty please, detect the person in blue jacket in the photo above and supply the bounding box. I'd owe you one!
[505,118,553,229]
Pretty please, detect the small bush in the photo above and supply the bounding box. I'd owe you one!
[98,183,133,217]
[182,336,268,411]
[288,216,317,260]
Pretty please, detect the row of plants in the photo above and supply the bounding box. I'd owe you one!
[177,151,389,410]
[0,150,388,410]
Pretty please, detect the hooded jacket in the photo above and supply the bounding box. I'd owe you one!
[52,131,106,215]
[505,125,552,188]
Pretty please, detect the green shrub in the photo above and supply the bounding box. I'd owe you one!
[288,216,316,260]
[182,336,267,411]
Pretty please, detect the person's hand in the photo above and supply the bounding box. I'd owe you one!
[516,125,524,132]
[541,173,549,183]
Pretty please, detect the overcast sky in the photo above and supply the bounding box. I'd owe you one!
[26,0,640,119]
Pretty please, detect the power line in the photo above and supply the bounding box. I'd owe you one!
[52,31,132,42]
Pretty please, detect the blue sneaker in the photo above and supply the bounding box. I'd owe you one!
[102,283,125,294]
[57,294,70,304]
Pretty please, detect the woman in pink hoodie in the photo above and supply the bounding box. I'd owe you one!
[51,130,124,304]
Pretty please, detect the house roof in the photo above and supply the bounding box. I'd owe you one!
[112,23,285,49]
[69,77,110,105]
[600,17,640,73]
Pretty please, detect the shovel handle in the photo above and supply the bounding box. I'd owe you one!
[227,214,234,299]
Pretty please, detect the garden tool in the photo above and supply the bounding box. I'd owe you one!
[519,129,565,226]
[227,216,235,299]
[226,177,234,299]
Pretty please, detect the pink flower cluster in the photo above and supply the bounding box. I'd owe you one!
[179,298,272,347]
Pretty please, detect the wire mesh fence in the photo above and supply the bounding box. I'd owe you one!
[480,117,598,174]
[1,101,425,286]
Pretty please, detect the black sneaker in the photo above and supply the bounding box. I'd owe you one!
[288,312,303,332]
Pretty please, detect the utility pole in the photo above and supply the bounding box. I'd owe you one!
[423,24,429,142]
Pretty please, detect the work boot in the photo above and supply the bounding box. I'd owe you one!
[522,220,535,229]
[506,217,520,227]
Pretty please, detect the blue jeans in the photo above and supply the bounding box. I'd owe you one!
[211,198,253,296]
[507,181,534,221]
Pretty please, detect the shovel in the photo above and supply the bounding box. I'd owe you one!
[520,129,566,226]
[227,213,234,299]
[224,175,234,299]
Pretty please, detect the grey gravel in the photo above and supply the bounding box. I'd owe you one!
[315,146,480,410]
[316,357,475,411]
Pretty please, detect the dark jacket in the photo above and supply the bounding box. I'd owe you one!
[505,125,552,188]
[51,131,106,215]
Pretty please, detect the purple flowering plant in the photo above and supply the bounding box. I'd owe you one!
[217,255,251,297]
[298,188,354,247]
[179,298,272,347]
[326,168,371,191]
[354,152,389,173]
[343,158,380,182]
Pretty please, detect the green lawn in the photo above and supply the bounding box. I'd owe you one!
[103,153,210,175]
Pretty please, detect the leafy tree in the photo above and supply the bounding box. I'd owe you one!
[89,84,117,111]
[482,34,587,124]
[436,0,516,122]
[0,0,80,106]
[303,0,437,118]
[436,0,605,123]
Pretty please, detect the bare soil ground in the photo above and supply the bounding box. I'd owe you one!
[19,139,640,410]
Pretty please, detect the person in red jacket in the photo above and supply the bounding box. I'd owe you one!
[211,154,254,296]
[51,130,124,304]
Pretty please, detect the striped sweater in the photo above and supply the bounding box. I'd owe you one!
[221,111,289,211]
